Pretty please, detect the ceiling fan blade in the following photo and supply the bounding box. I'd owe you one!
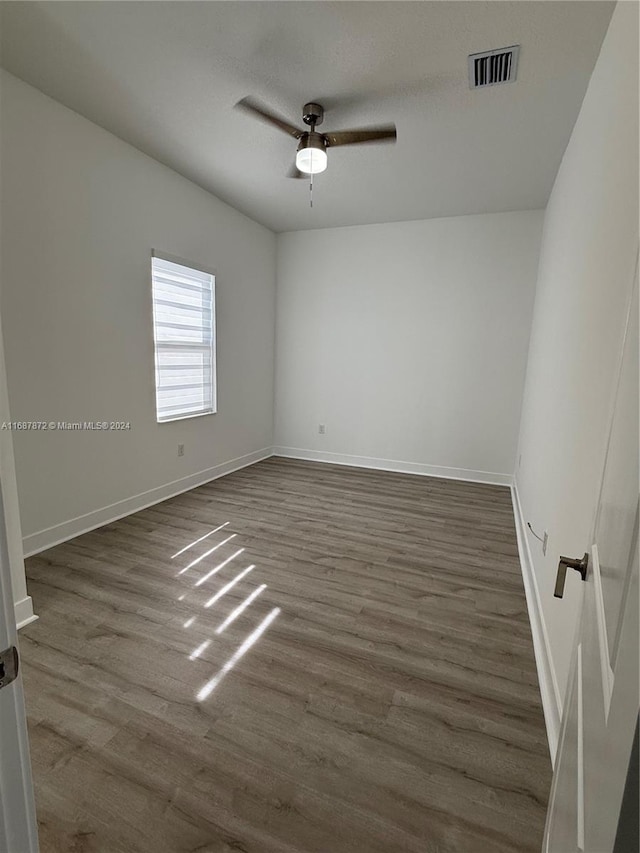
[324,125,397,147]
[235,97,303,140]
[286,162,307,179]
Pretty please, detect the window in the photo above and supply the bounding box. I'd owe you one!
[151,254,216,422]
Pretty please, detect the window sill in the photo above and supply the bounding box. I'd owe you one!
[157,409,217,424]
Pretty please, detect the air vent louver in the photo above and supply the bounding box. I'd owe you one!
[469,45,520,88]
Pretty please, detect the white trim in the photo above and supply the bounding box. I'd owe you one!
[22,447,272,557]
[273,447,513,487]
[14,595,37,630]
[511,481,562,762]
[590,544,615,718]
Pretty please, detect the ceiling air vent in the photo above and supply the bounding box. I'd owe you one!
[468,45,520,89]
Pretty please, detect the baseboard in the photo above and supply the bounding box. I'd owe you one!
[14,595,37,630]
[22,447,273,557]
[22,447,513,558]
[511,482,562,763]
[273,446,513,487]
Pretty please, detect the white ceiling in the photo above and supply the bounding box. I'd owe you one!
[0,1,613,232]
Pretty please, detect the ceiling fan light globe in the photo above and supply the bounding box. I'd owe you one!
[296,147,327,175]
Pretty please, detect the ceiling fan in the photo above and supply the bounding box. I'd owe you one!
[235,97,397,177]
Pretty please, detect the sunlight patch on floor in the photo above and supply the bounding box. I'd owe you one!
[196,607,281,701]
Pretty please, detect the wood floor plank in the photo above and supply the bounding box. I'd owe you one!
[20,457,551,852]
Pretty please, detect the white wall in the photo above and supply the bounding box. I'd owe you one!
[514,0,638,755]
[275,211,543,482]
[0,72,277,570]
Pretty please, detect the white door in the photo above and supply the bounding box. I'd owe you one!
[0,482,39,853]
[543,266,639,852]
[0,307,38,853]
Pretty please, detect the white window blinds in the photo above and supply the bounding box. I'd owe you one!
[151,255,216,423]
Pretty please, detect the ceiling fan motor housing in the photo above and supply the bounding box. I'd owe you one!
[302,102,324,127]
[297,131,326,154]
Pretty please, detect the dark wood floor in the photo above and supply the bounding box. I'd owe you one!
[20,457,551,853]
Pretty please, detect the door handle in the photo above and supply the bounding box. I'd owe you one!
[554,552,589,598]
[0,646,19,690]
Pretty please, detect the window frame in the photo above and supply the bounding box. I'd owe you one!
[151,250,217,424]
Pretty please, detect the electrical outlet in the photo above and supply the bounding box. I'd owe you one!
[318,424,326,435]
[178,443,185,457]
[543,531,548,556]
